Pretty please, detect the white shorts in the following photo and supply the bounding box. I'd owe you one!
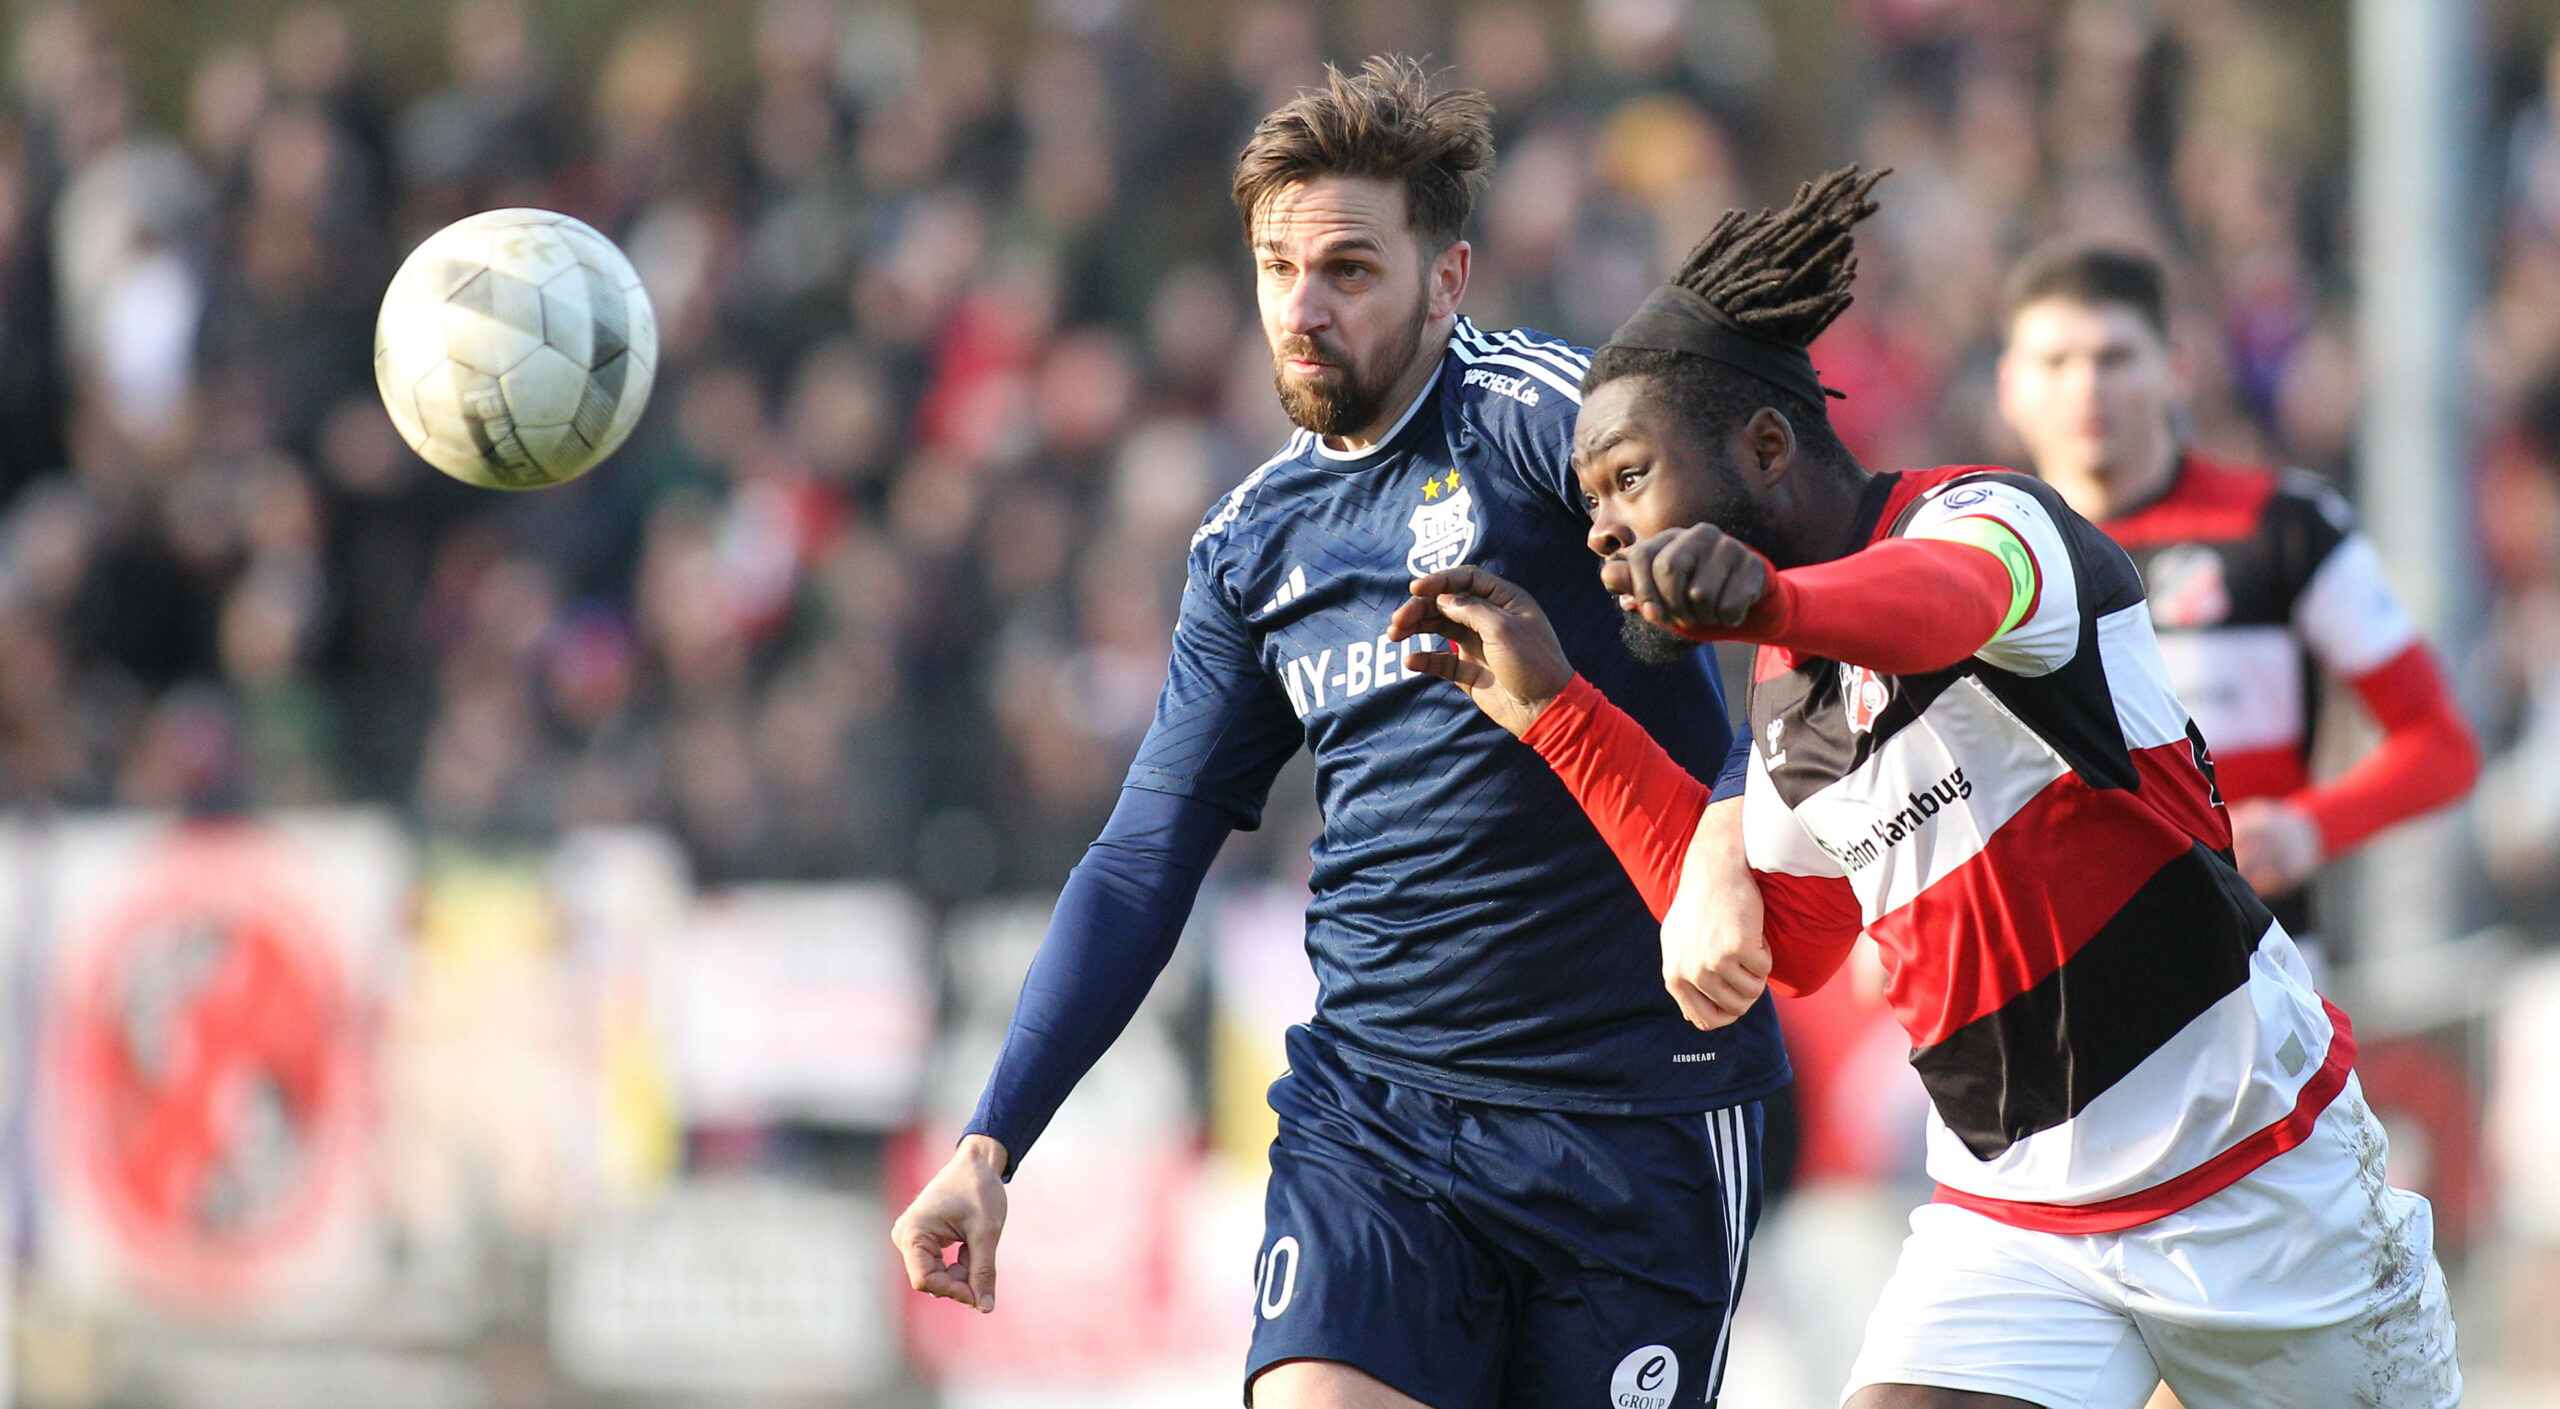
[1844,1076,2460,1409]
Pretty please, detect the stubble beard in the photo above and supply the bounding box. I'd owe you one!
[1273,292,1433,438]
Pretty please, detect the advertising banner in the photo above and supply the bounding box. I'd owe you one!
[33,813,404,1327]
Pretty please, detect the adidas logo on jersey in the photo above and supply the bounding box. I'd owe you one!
[1261,565,1310,616]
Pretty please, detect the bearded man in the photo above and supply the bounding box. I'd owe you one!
[893,57,1784,1409]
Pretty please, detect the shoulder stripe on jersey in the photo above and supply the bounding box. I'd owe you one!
[1479,325,1592,380]
[1451,334,1584,405]
[1463,320,1593,377]
[1191,430,1312,548]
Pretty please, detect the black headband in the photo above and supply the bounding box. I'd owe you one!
[1602,284,1842,406]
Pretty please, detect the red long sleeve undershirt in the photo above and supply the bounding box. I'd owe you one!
[1671,536,2017,675]
[1522,677,1864,996]
[2294,641,2481,857]
[1516,534,2016,996]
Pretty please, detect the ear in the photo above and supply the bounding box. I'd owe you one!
[1741,406,1798,488]
[1429,240,1471,320]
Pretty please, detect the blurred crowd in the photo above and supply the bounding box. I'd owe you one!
[0,0,2548,923]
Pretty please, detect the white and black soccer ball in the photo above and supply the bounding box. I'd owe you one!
[374,208,658,490]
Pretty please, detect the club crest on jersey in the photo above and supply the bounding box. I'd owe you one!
[2145,544,2230,629]
[1407,472,1477,576]
[1840,662,1891,734]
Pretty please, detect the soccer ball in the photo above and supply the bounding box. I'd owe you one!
[374,208,659,490]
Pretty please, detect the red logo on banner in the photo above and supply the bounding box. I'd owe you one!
[50,825,365,1311]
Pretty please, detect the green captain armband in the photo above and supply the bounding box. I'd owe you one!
[1916,515,2039,640]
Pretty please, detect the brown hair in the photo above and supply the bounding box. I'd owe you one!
[1231,55,1495,250]
[2003,241,2169,339]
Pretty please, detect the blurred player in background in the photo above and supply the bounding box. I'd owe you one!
[893,58,1786,1409]
[1995,244,2480,972]
[1391,168,2462,1408]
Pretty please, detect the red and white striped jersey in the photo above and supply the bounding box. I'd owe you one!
[2094,454,2480,930]
[2106,455,2413,802]
[1743,467,2353,1231]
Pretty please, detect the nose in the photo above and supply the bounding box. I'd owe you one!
[1275,271,1329,338]
[1586,513,1631,560]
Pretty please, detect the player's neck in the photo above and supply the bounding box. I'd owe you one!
[2046,438,2181,522]
[1323,317,1456,453]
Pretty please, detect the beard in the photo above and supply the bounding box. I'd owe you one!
[1619,611,1702,666]
[1272,291,1432,436]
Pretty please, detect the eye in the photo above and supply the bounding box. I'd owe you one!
[1582,492,1599,513]
[1616,465,1644,493]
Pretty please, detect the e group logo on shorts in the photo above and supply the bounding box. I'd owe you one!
[1609,1344,1680,1409]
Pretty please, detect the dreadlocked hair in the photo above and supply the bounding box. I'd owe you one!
[1582,165,1888,467]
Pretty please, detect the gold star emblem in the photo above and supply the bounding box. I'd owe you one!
[1422,479,1440,500]
[1442,471,1462,494]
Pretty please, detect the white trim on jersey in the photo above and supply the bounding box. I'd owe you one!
[1923,926,2338,1208]
[1450,321,1586,405]
[1194,430,1313,547]
[2293,531,2419,678]
[1310,362,1446,463]
[2095,602,2199,752]
[1475,324,1592,382]
[1902,478,2081,676]
[2151,625,2302,755]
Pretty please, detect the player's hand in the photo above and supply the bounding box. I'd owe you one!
[1661,798,1773,1029]
[2229,797,2322,898]
[891,1134,1009,1313]
[1389,565,1574,737]
[1600,524,1770,635]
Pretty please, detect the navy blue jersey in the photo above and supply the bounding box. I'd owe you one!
[1127,318,1786,1113]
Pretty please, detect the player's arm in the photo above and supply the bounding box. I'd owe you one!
[893,786,1234,1313]
[896,541,1298,1314]
[1605,522,2030,676]
[1389,568,1863,1004]
[2235,531,2481,891]
[2299,643,2481,857]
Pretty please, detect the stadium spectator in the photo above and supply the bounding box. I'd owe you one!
[0,0,2432,895]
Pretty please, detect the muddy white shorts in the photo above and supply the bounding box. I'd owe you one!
[1843,1076,2460,1409]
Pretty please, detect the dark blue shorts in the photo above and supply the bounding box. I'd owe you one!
[1245,1027,1765,1409]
